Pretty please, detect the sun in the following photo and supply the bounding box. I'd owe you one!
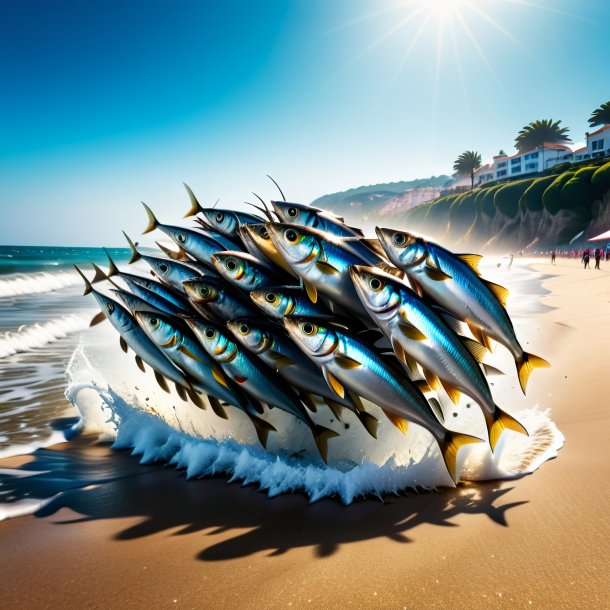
[421,0,472,19]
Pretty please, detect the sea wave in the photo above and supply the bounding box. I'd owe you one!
[0,314,92,359]
[0,270,80,298]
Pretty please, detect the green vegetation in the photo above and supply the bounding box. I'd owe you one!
[519,175,555,211]
[452,150,481,190]
[494,179,531,218]
[515,119,570,153]
[588,100,610,128]
[591,160,610,190]
[542,172,575,214]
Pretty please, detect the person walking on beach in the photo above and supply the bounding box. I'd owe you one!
[594,248,601,270]
[551,250,556,265]
[583,250,590,269]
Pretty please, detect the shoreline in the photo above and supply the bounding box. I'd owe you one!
[0,258,608,609]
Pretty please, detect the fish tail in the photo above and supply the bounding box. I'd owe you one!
[141,202,158,234]
[73,265,92,295]
[183,183,203,218]
[103,247,119,278]
[248,414,276,448]
[489,406,528,453]
[382,409,409,435]
[312,425,340,464]
[439,431,483,484]
[356,410,378,439]
[516,352,550,394]
[122,231,141,264]
[323,398,343,421]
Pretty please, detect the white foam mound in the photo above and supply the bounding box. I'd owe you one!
[64,340,565,504]
[0,270,80,298]
[0,313,92,358]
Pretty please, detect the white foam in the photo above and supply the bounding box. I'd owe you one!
[0,313,92,358]
[0,270,80,298]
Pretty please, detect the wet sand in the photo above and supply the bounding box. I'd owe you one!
[0,258,608,609]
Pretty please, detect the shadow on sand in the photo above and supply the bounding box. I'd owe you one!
[0,437,528,561]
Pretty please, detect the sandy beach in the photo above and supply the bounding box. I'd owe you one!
[0,258,608,610]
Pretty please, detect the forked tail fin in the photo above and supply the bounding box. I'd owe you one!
[313,425,340,464]
[516,352,550,393]
[489,406,528,452]
[123,231,141,264]
[183,183,204,218]
[248,414,276,448]
[103,247,119,278]
[73,265,92,295]
[141,202,159,234]
[357,410,378,439]
[439,431,482,484]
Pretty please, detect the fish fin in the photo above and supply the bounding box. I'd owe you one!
[455,254,483,275]
[481,363,504,376]
[357,411,378,439]
[316,260,340,275]
[154,370,170,392]
[175,383,187,401]
[424,265,451,281]
[141,202,158,234]
[347,391,365,412]
[267,351,296,368]
[103,248,120,278]
[468,324,494,352]
[122,231,141,264]
[89,311,106,327]
[135,355,145,372]
[303,280,318,304]
[361,238,384,257]
[322,367,345,399]
[120,336,128,353]
[178,344,205,362]
[391,336,414,372]
[183,388,204,409]
[398,317,427,341]
[516,352,550,394]
[376,261,404,279]
[212,363,229,388]
[335,354,362,369]
[409,276,423,297]
[297,391,318,413]
[483,280,510,308]
[440,379,460,405]
[414,379,431,393]
[489,406,528,452]
[422,369,441,392]
[73,265,93,295]
[428,397,444,424]
[156,241,189,262]
[461,337,488,363]
[248,414,276,448]
[440,432,483,484]
[183,183,204,218]
[208,395,230,418]
[432,307,468,336]
[312,425,340,464]
[323,398,343,421]
[382,409,409,435]
[90,263,108,284]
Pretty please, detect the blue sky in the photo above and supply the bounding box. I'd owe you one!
[1,0,608,245]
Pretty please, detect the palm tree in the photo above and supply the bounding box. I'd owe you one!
[515,119,570,153]
[588,101,610,128]
[453,150,481,190]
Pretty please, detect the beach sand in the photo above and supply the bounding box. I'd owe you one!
[0,258,608,609]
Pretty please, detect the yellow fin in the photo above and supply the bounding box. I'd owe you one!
[483,280,510,308]
[316,260,340,275]
[489,407,528,452]
[89,311,106,327]
[335,354,361,369]
[440,379,461,405]
[441,432,482,483]
[414,379,431,393]
[461,337,488,363]
[304,280,318,303]
[468,324,494,352]
[357,411,378,439]
[248,414,276,448]
[383,409,409,435]
[323,398,343,421]
[516,352,550,394]
[178,344,205,363]
[212,363,228,388]
[313,425,340,464]
[424,265,451,281]
[422,368,441,392]
[456,254,483,275]
[398,318,427,341]
[323,368,345,398]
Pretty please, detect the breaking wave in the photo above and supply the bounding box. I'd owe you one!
[0,270,80,298]
[0,314,92,358]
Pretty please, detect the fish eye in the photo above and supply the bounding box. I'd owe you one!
[149,317,158,326]
[239,323,249,335]
[199,286,210,297]
[258,226,269,239]
[226,259,237,271]
[302,322,316,336]
[285,229,298,243]
[393,233,407,246]
[177,233,186,243]
[265,292,277,304]
[106,302,114,314]
[369,278,383,291]
[287,207,298,218]
[159,263,168,273]
[215,212,224,223]
[205,328,216,339]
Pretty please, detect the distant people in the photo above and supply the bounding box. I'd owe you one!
[551,250,556,264]
[594,248,602,270]
[583,250,590,269]
[606,245,610,262]
[509,253,514,269]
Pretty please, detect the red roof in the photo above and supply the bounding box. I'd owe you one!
[587,124,610,138]
[573,146,587,154]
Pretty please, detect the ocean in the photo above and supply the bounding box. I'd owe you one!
[0,246,563,516]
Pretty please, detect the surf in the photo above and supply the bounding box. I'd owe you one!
[0,270,80,298]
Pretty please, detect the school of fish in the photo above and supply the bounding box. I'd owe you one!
[75,182,550,483]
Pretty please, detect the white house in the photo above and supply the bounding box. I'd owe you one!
[586,124,610,159]
[474,163,494,186]
[492,142,572,180]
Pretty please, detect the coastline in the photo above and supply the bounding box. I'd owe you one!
[0,258,608,609]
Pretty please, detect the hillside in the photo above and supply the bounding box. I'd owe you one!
[311,175,452,220]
